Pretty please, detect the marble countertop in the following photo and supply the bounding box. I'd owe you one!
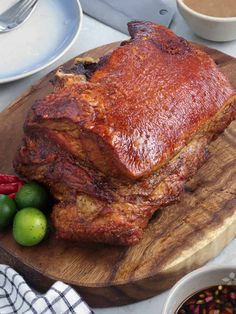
[0,0,236,313]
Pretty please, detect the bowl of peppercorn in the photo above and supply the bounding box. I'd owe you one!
[162,265,236,314]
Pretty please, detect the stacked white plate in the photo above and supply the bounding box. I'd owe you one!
[0,0,83,83]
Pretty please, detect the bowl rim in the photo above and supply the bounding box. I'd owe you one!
[162,264,236,314]
[177,0,236,22]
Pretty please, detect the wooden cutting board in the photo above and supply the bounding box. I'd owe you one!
[0,43,236,308]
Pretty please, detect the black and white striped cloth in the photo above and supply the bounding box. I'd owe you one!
[0,265,94,314]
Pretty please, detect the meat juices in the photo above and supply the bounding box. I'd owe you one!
[14,22,236,245]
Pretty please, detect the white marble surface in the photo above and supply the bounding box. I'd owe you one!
[0,1,236,313]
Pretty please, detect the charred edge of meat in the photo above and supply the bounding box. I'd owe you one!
[50,54,111,86]
[126,20,192,55]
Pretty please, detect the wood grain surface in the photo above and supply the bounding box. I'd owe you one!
[0,43,236,307]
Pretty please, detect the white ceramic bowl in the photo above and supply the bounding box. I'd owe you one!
[177,0,236,42]
[162,265,236,314]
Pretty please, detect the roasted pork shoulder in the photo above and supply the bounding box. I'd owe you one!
[14,21,236,245]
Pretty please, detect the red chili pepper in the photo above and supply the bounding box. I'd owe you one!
[17,181,24,189]
[8,193,16,199]
[0,174,24,184]
[0,173,24,197]
[12,182,24,195]
[0,183,20,194]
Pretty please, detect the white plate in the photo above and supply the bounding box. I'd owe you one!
[0,0,83,83]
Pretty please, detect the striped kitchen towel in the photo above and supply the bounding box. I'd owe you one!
[0,265,94,314]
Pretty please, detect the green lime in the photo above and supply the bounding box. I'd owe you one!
[0,194,17,228]
[15,182,49,211]
[13,207,47,246]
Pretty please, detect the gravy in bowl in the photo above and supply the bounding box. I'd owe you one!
[184,0,236,17]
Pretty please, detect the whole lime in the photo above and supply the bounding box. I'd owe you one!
[0,194,17,228]
[13,207,47,246]
[15,182,49,211]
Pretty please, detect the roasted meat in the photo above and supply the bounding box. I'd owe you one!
[14,21,236,245]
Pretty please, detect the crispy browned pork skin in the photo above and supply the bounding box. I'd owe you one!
[14,21,236,245]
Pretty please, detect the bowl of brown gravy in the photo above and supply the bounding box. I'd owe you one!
[177,0,236,41]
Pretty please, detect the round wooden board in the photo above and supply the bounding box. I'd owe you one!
[0,43,236,307]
